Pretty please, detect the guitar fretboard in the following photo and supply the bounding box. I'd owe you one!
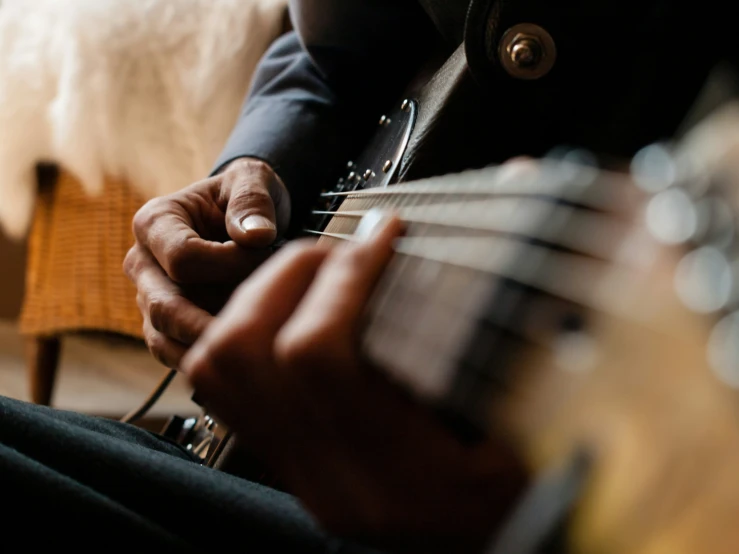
[313,160,644,431]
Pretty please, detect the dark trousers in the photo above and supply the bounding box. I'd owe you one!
[0,395,376,552]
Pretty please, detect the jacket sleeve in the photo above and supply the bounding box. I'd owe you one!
[212,0,437,235]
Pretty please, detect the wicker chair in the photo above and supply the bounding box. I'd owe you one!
[20,165,145,405]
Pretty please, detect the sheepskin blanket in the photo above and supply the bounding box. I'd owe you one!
[0,0,286,239]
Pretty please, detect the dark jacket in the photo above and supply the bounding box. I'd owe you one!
[214,0,727,233]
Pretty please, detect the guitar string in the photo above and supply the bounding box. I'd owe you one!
[404,177,470,378]
[349,190,576,397]
[307,202,649,326]
[310,202,590,352]
[363,183,440,371]
[312,169,652,411]
[309,202,632,261]
[319,167,636,214]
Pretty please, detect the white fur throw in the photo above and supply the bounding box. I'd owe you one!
[0,0,286,239]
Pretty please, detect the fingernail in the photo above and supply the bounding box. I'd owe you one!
[241,215,276,232]
[354,208,394,241]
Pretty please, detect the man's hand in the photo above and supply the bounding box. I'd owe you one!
[124,157,290,370]
[180,217,526,553]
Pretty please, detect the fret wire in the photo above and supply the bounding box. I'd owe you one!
[443,184,496,410]
[367,273,557,350]
[362,247,565,407]
[362,236,613,395]
[314,166,647,408]
[313,193,619,393]
[389,241,653,326]
[367,182,512,390]
[364,184,438,364]
[314,174,644,391]
[400,182,451,371]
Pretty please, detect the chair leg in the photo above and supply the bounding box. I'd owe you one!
[25,336,62,406]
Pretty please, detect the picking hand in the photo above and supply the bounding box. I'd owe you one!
[124,157,290,370]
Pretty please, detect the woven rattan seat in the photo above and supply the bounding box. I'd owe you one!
[20,167,145,405]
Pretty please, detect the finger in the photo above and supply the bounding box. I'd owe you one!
[180,242,331,449]
[140,274,215,346]
[133,196,268,284]
[276,215,403,363]
[218,240,331,338]
[495,156,539,184]
[143,317,188,370]
[128,247,217,345]
[181,240,331,381]
[504,155,533,164]
[222,159,290,248]
[180,241,337,473]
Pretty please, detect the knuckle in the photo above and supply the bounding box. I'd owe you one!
[146,332,164,357]
[232,185,273,211]
[229,158,274,182]
[144,329,168,364]
[274,324,333,370]
[122,247,139,278]
[147,294,177,333]
[161,241,195,283]
[132,197,166,237]
[153,347,176,370]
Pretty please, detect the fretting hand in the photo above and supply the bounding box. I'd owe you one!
[181,216,526,553]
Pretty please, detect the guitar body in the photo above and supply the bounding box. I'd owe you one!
[499,240,739,554]
[316,97,739,552]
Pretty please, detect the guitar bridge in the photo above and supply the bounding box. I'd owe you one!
[162,411,224,462]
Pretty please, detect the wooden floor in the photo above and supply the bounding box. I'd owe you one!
[0,319,198,420]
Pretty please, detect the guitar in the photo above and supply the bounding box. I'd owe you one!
[156,47,739,552]
[313,101,739,554]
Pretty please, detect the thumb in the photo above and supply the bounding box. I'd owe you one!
[222,159,288,248]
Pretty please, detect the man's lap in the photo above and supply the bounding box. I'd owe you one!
[0,395,368,553]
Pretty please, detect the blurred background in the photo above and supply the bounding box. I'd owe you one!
[0,0,287,428]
